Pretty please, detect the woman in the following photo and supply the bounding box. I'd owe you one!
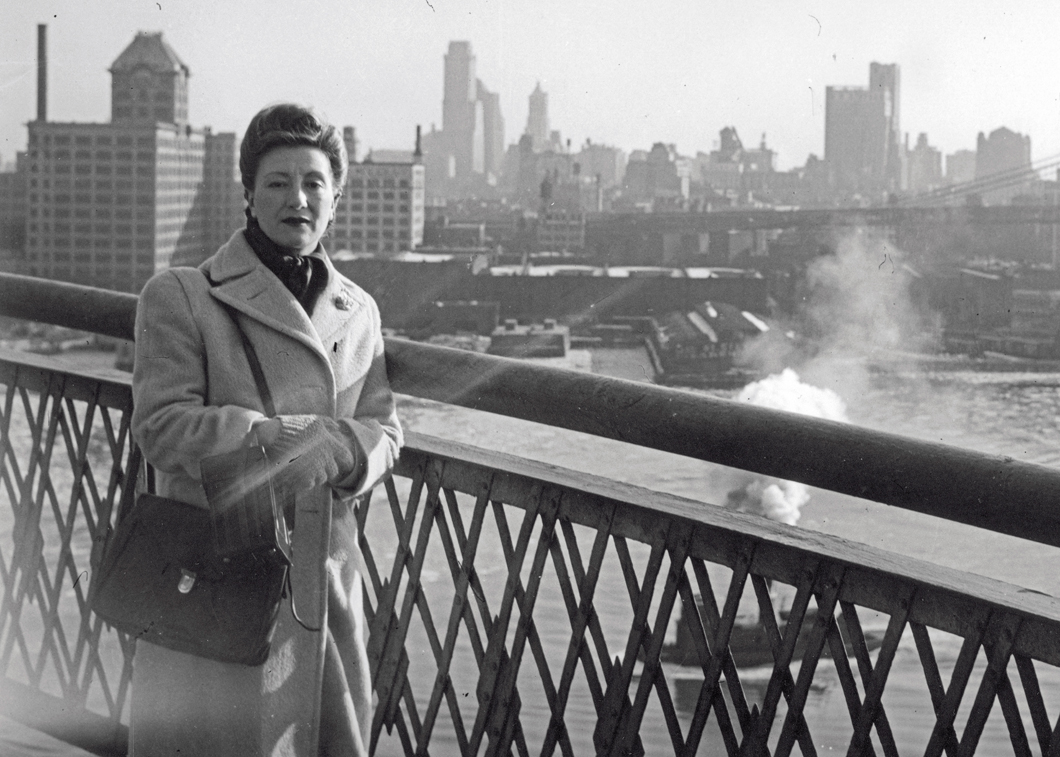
[130,103,402,755]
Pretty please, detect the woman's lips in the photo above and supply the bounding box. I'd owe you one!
[282,217,310,226]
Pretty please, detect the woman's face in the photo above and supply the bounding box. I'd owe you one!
[247,146,337,254]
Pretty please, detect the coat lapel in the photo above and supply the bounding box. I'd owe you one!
[311,256,365,348]
[203,231,329,363]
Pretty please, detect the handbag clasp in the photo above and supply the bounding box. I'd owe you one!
[178,569,197,594]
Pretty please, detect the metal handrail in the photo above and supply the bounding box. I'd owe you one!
[5,271,1060,550]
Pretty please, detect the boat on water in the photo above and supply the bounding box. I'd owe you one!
[661,599,886,669]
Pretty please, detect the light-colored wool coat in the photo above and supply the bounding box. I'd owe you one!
[129,230,402,756]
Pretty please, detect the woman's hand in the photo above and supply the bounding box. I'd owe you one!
[254,415,360,491]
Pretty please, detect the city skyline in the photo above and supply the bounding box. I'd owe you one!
[2,0,1059,173]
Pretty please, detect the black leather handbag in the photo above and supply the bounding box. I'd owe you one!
[88,491,287,665]
[89,293,292,666]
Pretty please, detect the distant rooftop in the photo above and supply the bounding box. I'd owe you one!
[110,31,189,75]
[363,150,415,164]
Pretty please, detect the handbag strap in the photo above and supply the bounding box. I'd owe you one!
[203,272,276,417]
[228,312,276,418]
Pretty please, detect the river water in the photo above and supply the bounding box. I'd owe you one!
[5,349,1060,754]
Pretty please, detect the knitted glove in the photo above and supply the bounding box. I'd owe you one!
[254,415,360,495]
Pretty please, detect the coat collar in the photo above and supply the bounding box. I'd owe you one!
[202,230,364,360]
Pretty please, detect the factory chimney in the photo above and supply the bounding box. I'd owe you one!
[36,24,47,122]
[414,125,422,163]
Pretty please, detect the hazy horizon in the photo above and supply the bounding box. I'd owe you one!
[2,0,1059,173]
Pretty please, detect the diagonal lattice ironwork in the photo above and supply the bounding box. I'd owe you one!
[0,354,138,753]
[360,439,1060,756]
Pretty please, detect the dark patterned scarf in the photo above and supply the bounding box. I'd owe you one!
[243,216,328,315]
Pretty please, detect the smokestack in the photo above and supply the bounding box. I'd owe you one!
[37,24,47,122]
[343,126,358,163]
[414,125,422,162]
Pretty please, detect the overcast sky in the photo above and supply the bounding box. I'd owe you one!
[2,0,1058,172]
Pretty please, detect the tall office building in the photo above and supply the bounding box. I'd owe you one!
[196,129,245,266]
[870,62,901,189]
[525,83,550,151]
[975,126,1034,205]
[24,31,243,292]
[423,41,505,199]
[441,41,479,179]
[824,62,901,198]
[477,81,505,180]
[0,155,27,265]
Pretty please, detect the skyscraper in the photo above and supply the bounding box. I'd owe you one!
[422,41,504,199]
[824,62,901,199]
[525,83,549,151]
[477,81,505,181]
[870,62,901,190]
[441,41,479,179]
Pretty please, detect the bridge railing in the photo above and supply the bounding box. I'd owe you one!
[4,272,1060,755]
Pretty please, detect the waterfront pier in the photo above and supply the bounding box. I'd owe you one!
[4,272,1060,755]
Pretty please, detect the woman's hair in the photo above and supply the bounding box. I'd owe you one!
[239,103,348,194]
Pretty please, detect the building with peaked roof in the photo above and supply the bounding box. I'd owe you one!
[24,31,242,292]
[110,31,190,127]
[525,83,550,151]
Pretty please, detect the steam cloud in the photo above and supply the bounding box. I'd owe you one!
[739,231,939,398]
[724,368,849,526]
[720,230,937,525]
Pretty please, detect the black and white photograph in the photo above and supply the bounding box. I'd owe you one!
[2,1,1060,754]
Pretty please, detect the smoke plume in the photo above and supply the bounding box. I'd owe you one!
[719,231,939,524]
[739,230,940,399]
[723,368,848,526]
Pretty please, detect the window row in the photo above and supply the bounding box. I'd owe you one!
[340,230,410,240]
[29,222,152,234]
[29,135,154,148]
[32,208,137,220]
[347,178,411,189]
[336,217,408,227]
[30,178,140,191]
[31,236,139,250]
[31,193,154,206]
[345,241,401,253]
[345,191,409,201]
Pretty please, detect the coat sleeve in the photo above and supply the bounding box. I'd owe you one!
[333,296,403,498]
[131,270,268,481]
